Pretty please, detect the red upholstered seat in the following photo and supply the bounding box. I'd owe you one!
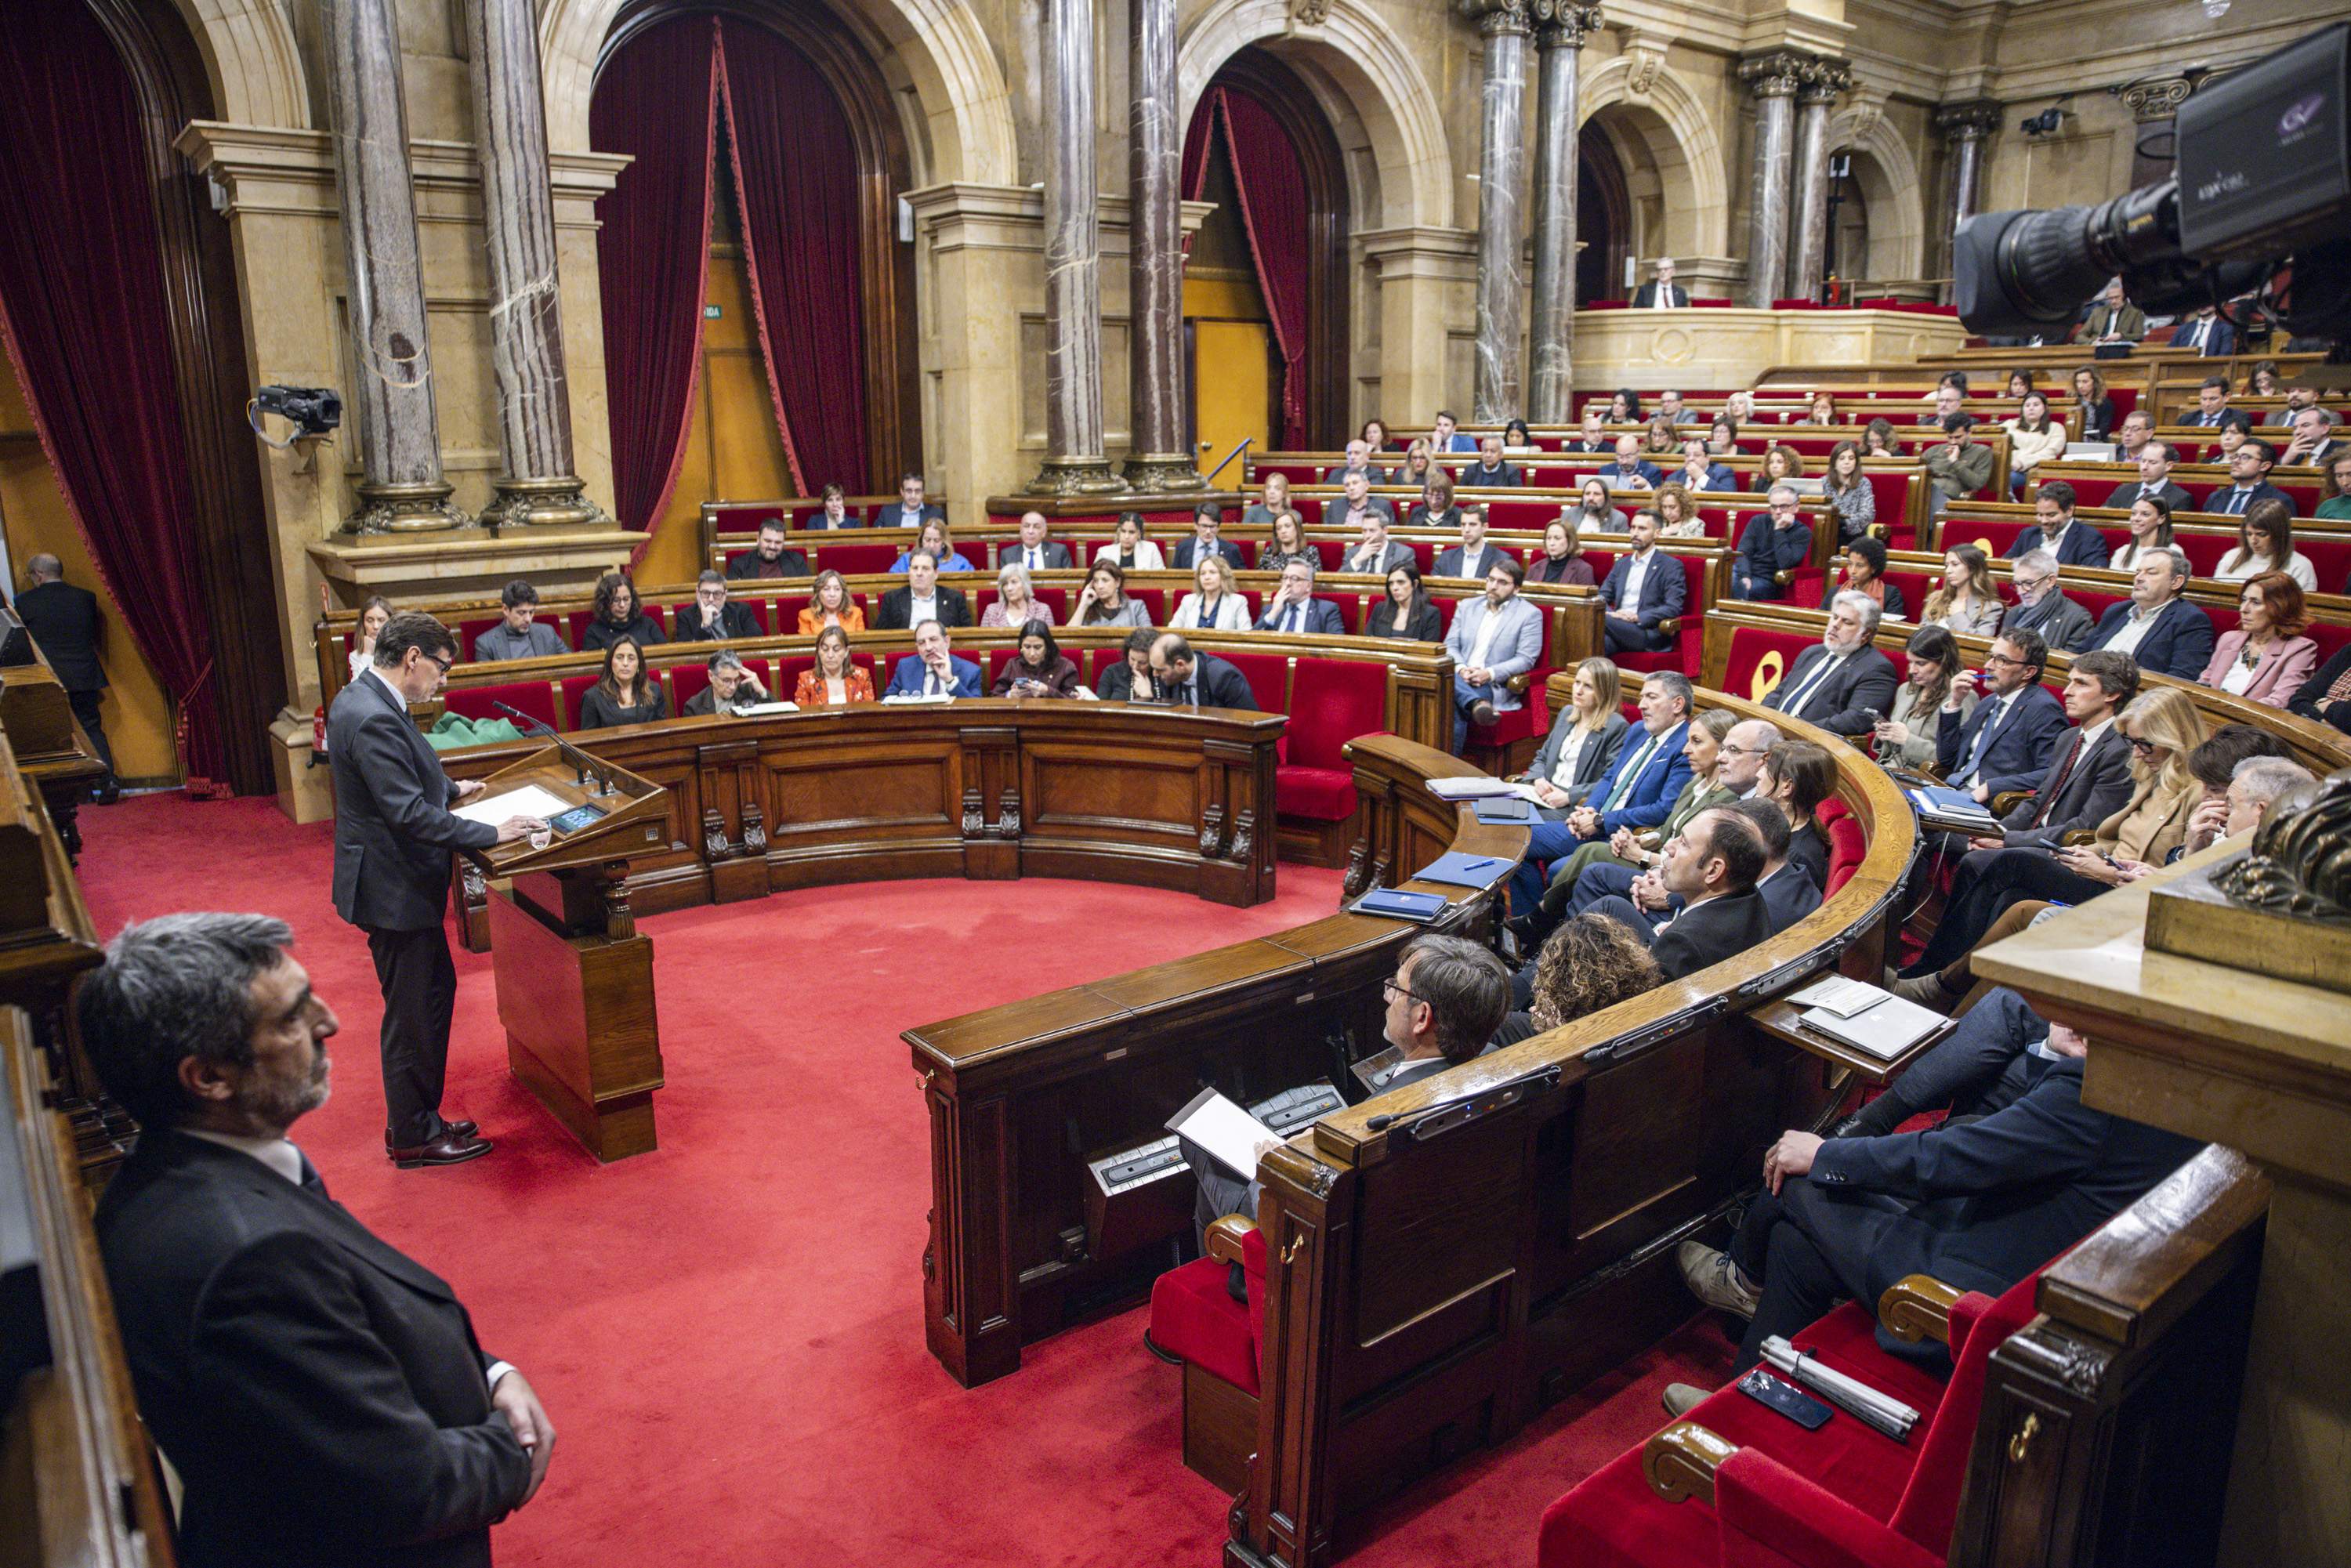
[1536,1266,2048,1568]
[984,646,1020,686]
[1031,587,1070,621]
[442,680,559,730]
[1277,766,1357,820]
[812,542,897,575]
[1281,659,1387,820]
[558,674,600,728]
[1721,625,1816,706]
[1128,587,1168,625]
[1218,650,1291,715]
[455,617,505,660]
[1146,1227,1268,1396]
[1818,797,1867,896]
[562,608,600,649]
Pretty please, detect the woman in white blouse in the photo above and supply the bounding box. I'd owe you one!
[1172,554,1252,632]
[2002,391,2068,496]
[2108,496,2175,574]
[2212,499,2320,592]
[1094,512,1167,572]
[346,595,392,680]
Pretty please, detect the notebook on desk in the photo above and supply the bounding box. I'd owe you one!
[1350,888,1451,923]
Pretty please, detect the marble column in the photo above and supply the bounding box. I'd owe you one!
[1462,0,1531,424]
[1786,59,1850,302]
[462,0,607,529]
[1934,100,2001,280]
[1738,52,1803,310]
[2119,78,2194,187]
[1121,0,1201,491]
[321,0,465,532]
[1526,1,1599,426]
[1028,0,1126,494]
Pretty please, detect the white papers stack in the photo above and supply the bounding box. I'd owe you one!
[736,701,799,716]
[1762,1336,1920,1440]
[1798,988,1948,1060]
[1166,1088,1279,1177]
[451,784,572,826]
[1425,777,1518,800]
[881,693,955,705]
[1788,975,1885,1018]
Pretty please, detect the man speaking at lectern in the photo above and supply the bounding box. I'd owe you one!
[329,612,544,1169]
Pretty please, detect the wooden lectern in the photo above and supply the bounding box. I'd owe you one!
[461,744,671,1161]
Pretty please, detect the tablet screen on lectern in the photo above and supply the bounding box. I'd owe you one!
[547,802,607,835]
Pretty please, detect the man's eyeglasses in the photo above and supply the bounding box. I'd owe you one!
[1382,976,1426,1007]
[1983,651,2028,668]
[420,652,454,675]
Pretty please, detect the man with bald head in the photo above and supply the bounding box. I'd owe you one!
[999,512,1073,572]
[15,552,113,800]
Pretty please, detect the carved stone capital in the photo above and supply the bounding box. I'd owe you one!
[1531,0,1600,48]
[1934,99,2003,142]
[1739,50,1808,100]
[1842,88,1889,143]
[1619,27,1665,96]
[1458,0,1533,38]
[2118,76,2194,122]
[1291,0,1332,24]
[1796,58,1852,107]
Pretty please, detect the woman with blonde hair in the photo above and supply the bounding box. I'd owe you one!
[1393,438,1437,491]
[1512,657,1628,806]
[1653,483,1705,538]
[796,570,866,634]
[1242,474,1291,529]
[980,562,1041,628]
[346,594,393,680]
[1919,543,2002,638]
[1538,707,1740,912]
[1526,520,1594,585]
[1173,553,1252,632]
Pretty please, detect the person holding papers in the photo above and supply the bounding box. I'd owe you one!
[1182,936,1510,1247]
[1668,986,2199,1401]
[328,613,544,1168]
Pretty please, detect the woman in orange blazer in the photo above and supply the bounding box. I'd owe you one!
[796,570,867,635]
[793,625,875,708]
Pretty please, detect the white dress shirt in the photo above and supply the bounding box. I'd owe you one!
[2101,602,2164,658]
[1548,727,1593,788]
[1617,548,1656,610]
[1777,649,1849,719]
[907,592,939,625]
[1466,601,1506,668]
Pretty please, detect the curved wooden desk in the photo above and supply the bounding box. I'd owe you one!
[444,701,1288,922]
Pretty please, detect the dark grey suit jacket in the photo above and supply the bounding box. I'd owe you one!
[96,1132,531,1568]
[2000,723,2134,843]
[996,540,1074,570]
[2001,589,2096,654]
[14,578,104,690]
[328,672,497,932]
[1651,887,1773,980]
[1761,644,1901,737]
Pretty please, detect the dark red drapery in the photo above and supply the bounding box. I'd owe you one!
[591,15,719,536]
[717,19,869,496]
[1182,85,1311,450]
[0,0,228,791]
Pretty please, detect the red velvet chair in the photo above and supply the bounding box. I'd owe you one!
[441,679,560,731]
[1145,1215,1268,1494]
[1281,658,1388,823]
[1817,797,1867,897]
[454,616,505,661]
[1537,1263,2048,1568]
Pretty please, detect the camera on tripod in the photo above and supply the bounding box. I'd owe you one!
[1954,24,2349,346]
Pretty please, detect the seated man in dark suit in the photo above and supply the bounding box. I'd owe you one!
[2081,547,2215,678]
[1585,806,1773,980]
[998,511,1074,572]
[672,570,761,641]
[2004,482,2110,569]
[1672,987,2199,1388]
[2184,375,2237,429]
[1433,506,1505,580]
[1169,503,1247,572]
[874,552,973,630]
[1730,795,1824,932]
[2207,439,2294,517]
[1458,434,1522,487]
[1730,485,1814,599]
[726,516,811,580]
[1596,509,1686,655]
[875,471,946,529]
[2118,442,2193,512]
[1936,628,2068,803]
[884,620,983,697]
[1255,558,1346,635]
[1672,436,1739,494]
[15,552,114,797]
[84,913,556,1566]
[1150,632,1258,709]
[1999,549,2096,652]
[1759,592,1900,737]
[2175,303,2236,357]
[1604,434,1663,489]
[471,578,567,662]
[1185,934,1510,1246]
[1563,406,1612,454]
[1630,258,1689,309]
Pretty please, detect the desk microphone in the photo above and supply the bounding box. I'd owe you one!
[491,701,609,794]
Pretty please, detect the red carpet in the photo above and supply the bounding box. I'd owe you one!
[75,794,1736,1566]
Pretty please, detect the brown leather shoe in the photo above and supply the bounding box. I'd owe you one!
[1469,699,1498,729]
[389,1132,494,1169]
[384,1119,478,1150]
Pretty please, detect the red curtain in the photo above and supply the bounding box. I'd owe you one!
[0,0,229,791]
[591,15,719,535]
[1182,86,1311,450]
[717,19,868,495]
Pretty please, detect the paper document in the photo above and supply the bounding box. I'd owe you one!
[1166,1088,1279,1178]
[451,784,572,825]
[1799,994,1948,1060]
[881,693,955,705]
[1788,975,1886,1019]
[736,701,799,715]
[1425,777,1520,800]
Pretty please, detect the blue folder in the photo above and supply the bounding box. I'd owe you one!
[1351,888,1451,923]
[1411,850,1521,889]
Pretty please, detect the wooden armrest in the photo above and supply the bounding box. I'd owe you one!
[1878,1273,1963,1345]
[1867,523,1889,539]
[1204,1214,1257,1267]
[1507,672,1532,694]
[1644,1421,1737,1507]
[1654,617,1683,639]
[1989,790,2030,817]
[1774,569,1796,586]
[2059,829,2098,847]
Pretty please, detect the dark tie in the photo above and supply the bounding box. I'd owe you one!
[2034,733,2086,827]
[2222,489,2248,516]
[1282,604,1301,634]
[1027,549,1040,569]
[298,1154,328,1197]
[1954,696,2009,786]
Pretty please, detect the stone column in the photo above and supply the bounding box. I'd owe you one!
[1028,0,1126,494]
[1121,0,1201,491]
[461,0,607,529]
[1738,51,1803,311]
[321,0,465,532]
[1462,0,1531,424]
[1526,1,1599,426]
[1786,58,1851,302]
[1934,100,2001,281]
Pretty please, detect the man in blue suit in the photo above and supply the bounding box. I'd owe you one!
[1430,409,1479,454]
[2081,548,2216,679]
[1934,628,2067,801]
[1603,434,1663,489]
[1675,986,2200,1380]
[2205,440,2294,518]
[2003,483,2109,570]
[1255,558,1346,635]
[1508,670,1694,916]
[1445,558,1545,749]
[2175,303,2236,357]
[884,621,983,697]
[1671,436,1739,494]
[1169,504,1247,571]
[1597,510,1686,655]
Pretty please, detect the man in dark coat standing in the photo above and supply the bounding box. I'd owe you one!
[328,611,542,1166]
[14,552,115,798]
[85,912,555,1566]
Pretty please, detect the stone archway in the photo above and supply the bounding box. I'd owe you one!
[160,0,308,128]
[1576,54,1729,260]
[1828,105,1927,283]
[538,0,1016,186]
[1176,0,1454,231]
